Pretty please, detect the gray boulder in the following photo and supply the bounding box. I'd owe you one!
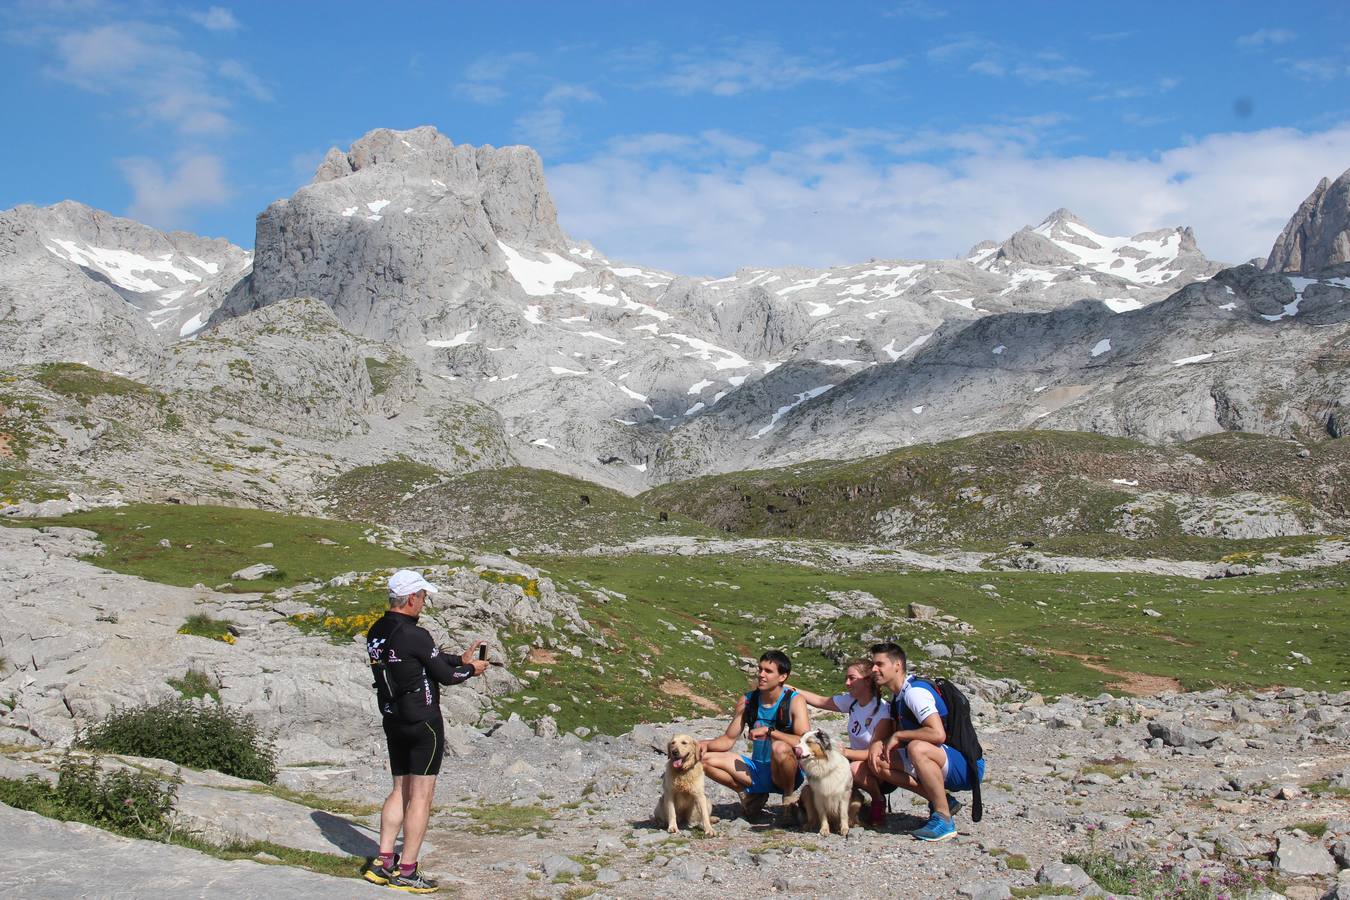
[1148,719,1221,748]
[230,563,278,581]
[1273,832,1337,876]
[958,880,1013,899]
[1036,860,1097,891]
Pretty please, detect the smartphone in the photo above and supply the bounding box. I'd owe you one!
[477,643,487,661]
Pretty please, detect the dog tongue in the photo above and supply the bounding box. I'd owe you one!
[672,757,684,769]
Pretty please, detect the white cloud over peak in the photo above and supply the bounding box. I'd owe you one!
[455,51,536,103]
[514,81,600,153]
[37,20,268,135]
[119,153,231,227]
[548,123,1350,276]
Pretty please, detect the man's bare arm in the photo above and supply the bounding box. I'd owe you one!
[700,697,748,754]
[889,712,946,748]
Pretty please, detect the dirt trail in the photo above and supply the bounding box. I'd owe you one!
[660,678,722,712]
[1045,649,1184,696]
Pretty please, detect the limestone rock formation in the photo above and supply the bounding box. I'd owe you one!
[153,297,375,440]
[0,201,249,376]
[212,125,567,347]
[1266,167,1350,273]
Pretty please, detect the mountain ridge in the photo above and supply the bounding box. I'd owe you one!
[2,125,1348,494]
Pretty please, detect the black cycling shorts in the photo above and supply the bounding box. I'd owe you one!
[383,716,445,776]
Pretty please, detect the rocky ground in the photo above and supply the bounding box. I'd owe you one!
[2,523,1349,898]
[0,685,1347,898]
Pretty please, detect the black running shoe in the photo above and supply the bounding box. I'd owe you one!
[362,853,399,886]
[387,866,439,894]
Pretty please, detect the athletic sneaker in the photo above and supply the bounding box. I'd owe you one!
[362,853,400,886]
[868,797,887,827]
[913,814,957,842]
[928,793,962,818]
[387,865,439,894]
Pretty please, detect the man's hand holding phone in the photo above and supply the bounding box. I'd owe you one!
[466,640,490,676]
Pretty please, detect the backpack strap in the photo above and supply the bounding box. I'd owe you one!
[776,689,796,733]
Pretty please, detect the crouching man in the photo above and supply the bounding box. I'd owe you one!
[868,642,984,842]
[363,570,490,892]
[699,650,810,821]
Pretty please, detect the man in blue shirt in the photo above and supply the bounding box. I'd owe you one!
[699,650,810,819]
[867,642,984,842]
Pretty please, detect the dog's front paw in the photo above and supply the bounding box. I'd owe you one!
[667,824,679,834]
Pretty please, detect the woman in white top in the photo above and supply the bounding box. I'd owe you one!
[787,658,893,825]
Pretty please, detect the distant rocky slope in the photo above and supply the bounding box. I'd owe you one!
[643,430,1350,548]
[2,126,1349,494]
[0,201,249,375]
[681,262,1350,475]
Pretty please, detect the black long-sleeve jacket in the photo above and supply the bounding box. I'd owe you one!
[365,611,475,723]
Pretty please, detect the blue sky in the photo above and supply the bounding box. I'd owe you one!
[4,1,1350,274]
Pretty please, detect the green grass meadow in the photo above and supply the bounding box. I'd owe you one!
[11,503,422,588]
[6,494,1347,737]
[499,552,1350,735]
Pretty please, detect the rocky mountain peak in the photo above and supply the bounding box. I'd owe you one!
[1039,207,1089,229]
[1264,168,1350,273]
[970,208,1224,288]
[211,125,568,339]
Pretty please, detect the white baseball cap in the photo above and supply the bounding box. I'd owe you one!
[388,570,440,597]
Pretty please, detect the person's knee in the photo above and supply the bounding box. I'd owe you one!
[909,740,941,764]
[770,741,793,761]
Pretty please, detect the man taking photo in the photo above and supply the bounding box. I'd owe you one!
[363,570,490,893]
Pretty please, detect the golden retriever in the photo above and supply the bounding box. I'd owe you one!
[791,729,855,836]
[653,733,716,835]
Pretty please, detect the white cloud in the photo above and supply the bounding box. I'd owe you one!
[218,59,272,101]
[541,83,598,104]
[42,21,241,134]
[1011,61,1092,84]
[548,123,1350,276]
[454,51,535,103]
[885,1,949,19]
[455,82,507,104]
[1236,28,1296,48]
[1283,58,1348,81]
[118,153,231,228]
[656,41,903,96]
[188,6,239,32]
[936,40,1090,86]
[513,81,600,152]
[514,106,569,151]
[927,36,993,63]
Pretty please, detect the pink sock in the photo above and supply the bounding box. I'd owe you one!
[378,852,395,868]
[400,861,417,876]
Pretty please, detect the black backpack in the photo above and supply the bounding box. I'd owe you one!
[745,688,797,734]
[891,677,984,823]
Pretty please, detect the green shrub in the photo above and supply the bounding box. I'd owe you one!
[0,754,177,841]
[167,669,220,702]
[78,698,277,784]
[178,613,237,644]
